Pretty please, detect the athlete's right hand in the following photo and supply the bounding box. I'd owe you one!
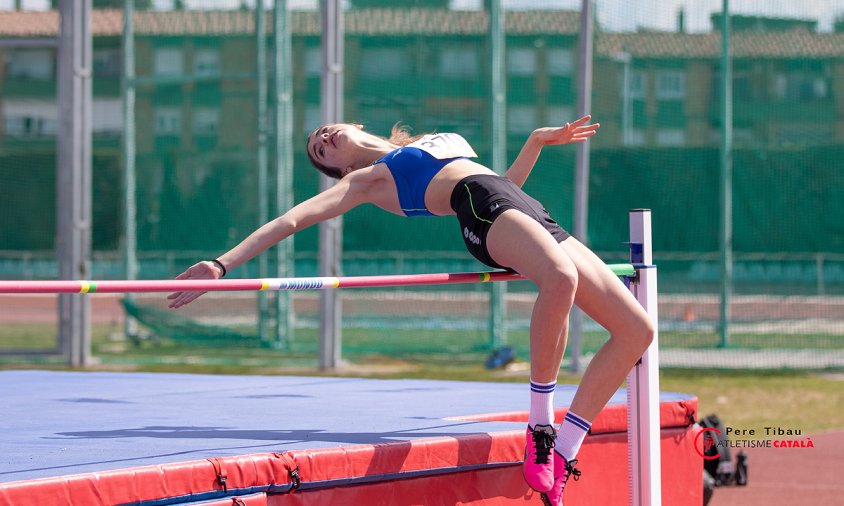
[167,261,220,309]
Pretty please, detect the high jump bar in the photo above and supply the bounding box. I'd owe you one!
[0,264,636,294]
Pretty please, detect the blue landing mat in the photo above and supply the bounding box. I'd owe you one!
[0,370,691,483]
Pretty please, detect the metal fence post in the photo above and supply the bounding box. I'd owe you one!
[57,0,93,367]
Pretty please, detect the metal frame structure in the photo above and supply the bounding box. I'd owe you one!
[56,0,93,367]
[122,0,138,346]
[274,0,296,347]
[719,0,734,347]
[626,209,662,506]
[487,0,507,349]
[568,0,596,373]
[318,0,344,370]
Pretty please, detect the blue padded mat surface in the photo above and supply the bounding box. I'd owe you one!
[0,370,691,483]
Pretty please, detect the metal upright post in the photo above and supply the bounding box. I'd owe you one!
[619,49,631,145]
[487,0,507,349]
[569,0,594,373]
[256,0,270,342]
[719,0,733,348]
[57,0,93,367]
[122,0,138,339]
[319,0,344,370]
[626,209,661,506]
[274,0,295,346]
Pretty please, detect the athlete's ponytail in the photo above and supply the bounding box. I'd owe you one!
[388,122,426,147]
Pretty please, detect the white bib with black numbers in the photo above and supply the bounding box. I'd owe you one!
[408,133,478,160]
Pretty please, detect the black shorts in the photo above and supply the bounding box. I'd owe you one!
[450,174,571,269]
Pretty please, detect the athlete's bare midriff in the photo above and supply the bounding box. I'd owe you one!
[422,159,498,216]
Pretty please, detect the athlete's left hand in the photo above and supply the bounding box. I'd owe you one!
[531,115,600,146]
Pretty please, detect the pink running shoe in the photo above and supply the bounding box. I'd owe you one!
[540,451,582,506]
[523,424,557,492]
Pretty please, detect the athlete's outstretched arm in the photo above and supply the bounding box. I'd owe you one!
[167,172,374,308]
[504,115,599,187]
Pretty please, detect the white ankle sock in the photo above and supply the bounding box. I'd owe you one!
[555,410,591,460]
[528,379,556,427]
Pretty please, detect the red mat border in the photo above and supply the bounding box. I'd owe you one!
[0,399,697,506]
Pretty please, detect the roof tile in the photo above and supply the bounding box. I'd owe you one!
[599,31,844,59]
[0,9,840,58]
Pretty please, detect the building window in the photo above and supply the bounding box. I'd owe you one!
[304,47,321,77]
[547,48,573,77]
[508,105,537,134]
[92,99,122,135]
[507,47,536,76]
[359,47,409,79]
[771,122,833,144]
[439,47,478,79]
[775,72,829,101]
[656,128,685,146]
[656,70,685,100]
[4,116,55,137]
[303,104,321,134]
[93,48,121,78]
[5,48,54,80]
[154,47,183,76]
[2,100,57,137]
[629,70,646,99]
[546,105,574,125]
[155,107,181,136]
[192,107,219,135]
[627,129,646,146]
[193,49,220,77]
[812,77,828,99]
[732,127,756,145]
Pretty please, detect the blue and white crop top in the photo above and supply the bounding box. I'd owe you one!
[373,133,478,217]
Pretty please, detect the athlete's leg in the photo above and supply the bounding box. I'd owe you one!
[486,209,579,493]
[543,236,654,505]
[559,236,654,421]
[486,209,578,383]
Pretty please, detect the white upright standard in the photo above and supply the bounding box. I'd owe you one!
[627,208,662,506]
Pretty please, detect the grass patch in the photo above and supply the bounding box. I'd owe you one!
[659,369,844,434]
[0,324,57,349]
[653,331,844,350]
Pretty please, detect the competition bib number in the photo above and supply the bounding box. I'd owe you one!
[410,133,478,160]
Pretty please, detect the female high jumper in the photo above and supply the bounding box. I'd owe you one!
[168,115,654,505]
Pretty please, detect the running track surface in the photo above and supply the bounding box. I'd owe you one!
[708,429,844,506]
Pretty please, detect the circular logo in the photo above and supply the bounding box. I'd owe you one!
[694,427,722,460]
